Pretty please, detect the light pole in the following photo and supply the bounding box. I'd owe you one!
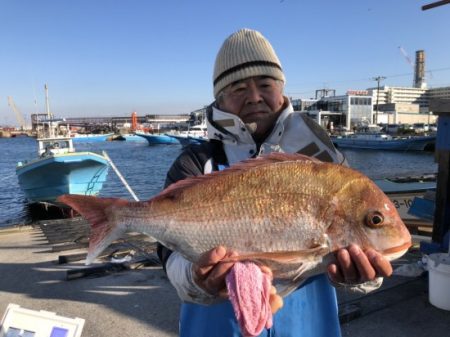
[372,76,386,124]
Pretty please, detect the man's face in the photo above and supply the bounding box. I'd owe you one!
[217,76,285,141]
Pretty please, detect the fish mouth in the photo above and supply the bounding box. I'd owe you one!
[381,241,412,261]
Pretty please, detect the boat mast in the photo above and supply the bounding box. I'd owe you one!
[45,84,52,119]
[44,84,55,138]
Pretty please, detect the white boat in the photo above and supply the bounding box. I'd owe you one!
[71,132,114,142]
[167,123,208,147]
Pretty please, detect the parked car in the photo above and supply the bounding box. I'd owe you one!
[398,124,415,135]
[428,124,438,132]
[412,123,427,134]
[385,124,400,134]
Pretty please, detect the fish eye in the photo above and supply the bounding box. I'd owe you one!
[366,211,384,228]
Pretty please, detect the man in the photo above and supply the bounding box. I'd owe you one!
[157,28,392,337]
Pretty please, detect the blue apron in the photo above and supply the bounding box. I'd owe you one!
[179,274,341,337]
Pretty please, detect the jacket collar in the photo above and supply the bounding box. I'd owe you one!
[206,97,293,147]
[205,98,294,165]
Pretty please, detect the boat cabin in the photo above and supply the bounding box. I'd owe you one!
[38,137,75,157]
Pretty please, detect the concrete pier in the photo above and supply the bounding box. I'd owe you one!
[1,224,449,337]
[0,225,180,337]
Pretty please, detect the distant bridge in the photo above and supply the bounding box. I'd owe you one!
[31,113,192,130]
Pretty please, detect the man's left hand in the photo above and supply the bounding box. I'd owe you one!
[327,244,393,284]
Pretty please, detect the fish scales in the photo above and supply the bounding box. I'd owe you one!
[118,161,332,258]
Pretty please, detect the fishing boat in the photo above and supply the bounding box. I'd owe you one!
[120,133,148,142]
[331,133,435,151]
[135,132,180,145]
[373,174,436,225]
[166,122,208,147]
[71,132,114,142]
[16,85,109,206]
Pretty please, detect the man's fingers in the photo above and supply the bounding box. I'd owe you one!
[347,244,376,281]
[192,247,240,295]
[366,248,393,277]
[203,252,237,293]
[194,246,228,280]
[337,246,359,282]
[269,286,283,313]
[327,263,344,283]
[260,265,273,279]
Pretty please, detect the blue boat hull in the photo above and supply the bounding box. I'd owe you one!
[72,134,114,142]
[332,135,435,151]
[136,133,179,145]
[16,152,109,204]
[122,134,148,142]
[168,134,207,147]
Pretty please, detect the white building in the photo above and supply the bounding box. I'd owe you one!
[368,86,429,112]
[368,85,450,111]
[292,85,449,128]
[428,86,450,100]
[294,90,373,130]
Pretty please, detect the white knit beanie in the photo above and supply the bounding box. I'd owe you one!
[213,28,285,98]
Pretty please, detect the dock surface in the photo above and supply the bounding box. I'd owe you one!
[0,225,180,337]
[1,223,449,337]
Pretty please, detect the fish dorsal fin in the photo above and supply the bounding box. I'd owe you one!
[153,153,320,202]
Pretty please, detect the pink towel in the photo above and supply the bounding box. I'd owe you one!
[226,261,273,337]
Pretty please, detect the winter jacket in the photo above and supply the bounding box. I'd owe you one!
[157,100,378,337]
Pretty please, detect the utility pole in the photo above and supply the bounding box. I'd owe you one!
[372,76,386,124]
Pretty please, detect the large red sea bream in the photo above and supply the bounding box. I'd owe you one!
[58,153,411,336]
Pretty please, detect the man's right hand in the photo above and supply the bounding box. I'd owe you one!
[192,246,237,298]
[192,246,283,313]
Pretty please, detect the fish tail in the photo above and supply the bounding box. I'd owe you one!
[57,195,129,265]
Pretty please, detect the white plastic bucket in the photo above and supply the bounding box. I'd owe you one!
[427,253,450,311]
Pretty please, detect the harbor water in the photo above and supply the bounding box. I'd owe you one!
[0,136,437,227]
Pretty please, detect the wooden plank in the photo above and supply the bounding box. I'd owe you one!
[66,257,160,280]
[51,242,88,252]
[58,253,87,264]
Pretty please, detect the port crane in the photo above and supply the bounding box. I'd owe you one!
[8,96,26,130]
[7,96,27,130]
[398,46,414,69]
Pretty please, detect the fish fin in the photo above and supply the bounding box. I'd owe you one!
[222,246,328,298]
[57,195,129,265]
[275,278,307,297]
[154,152,320,202]
[253,152,321,164]
[223,245,329,264]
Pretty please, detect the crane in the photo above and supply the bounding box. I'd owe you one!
[398,46,414,69]
[7,96,27,130]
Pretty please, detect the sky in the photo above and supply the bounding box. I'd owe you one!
[1,0,450,127]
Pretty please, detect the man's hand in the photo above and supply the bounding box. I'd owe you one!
[327,244,393,284]
[192,246,283,313]
[192,246,236,298]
